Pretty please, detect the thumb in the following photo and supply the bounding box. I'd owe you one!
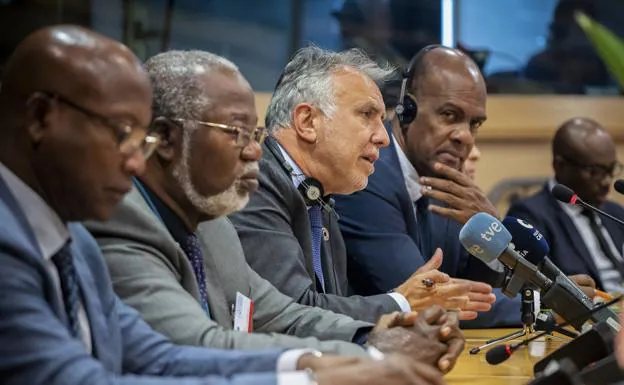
[416,248,443,273]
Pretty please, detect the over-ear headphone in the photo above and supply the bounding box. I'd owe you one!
[395,44,442,132]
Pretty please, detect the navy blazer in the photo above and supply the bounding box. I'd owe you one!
[0,175,283,385]
[333,130,521,327]
[507,184,624,291]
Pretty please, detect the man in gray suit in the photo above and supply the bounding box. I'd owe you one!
[86,50,464,375]
[228,46,494,333]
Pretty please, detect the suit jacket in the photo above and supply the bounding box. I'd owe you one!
[85,188,371,356]
[333,131,521,327]
[507,184,624,290]
[228,137,401,323]
[0,174,283,385]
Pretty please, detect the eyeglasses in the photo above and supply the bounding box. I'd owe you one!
[172,118,268,148]
[559,155,624,180]
[41,92,162,159]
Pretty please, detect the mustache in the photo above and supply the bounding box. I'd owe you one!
[241,162,259,174]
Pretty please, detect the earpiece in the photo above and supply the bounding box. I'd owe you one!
[396,44,442,132]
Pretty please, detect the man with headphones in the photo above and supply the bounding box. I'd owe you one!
[229,44,482,357]
[333,45,596,327]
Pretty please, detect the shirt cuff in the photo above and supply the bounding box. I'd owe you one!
[277,349,320,372]
[278,372,314,385]
[387,292,411,312]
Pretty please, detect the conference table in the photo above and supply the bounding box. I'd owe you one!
[446,328,568,385]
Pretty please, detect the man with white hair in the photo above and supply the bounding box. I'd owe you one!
[84,50,461,377]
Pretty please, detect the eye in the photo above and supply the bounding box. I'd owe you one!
[470,120,484,131]
[441,110,457,121]
[361,110,374,119]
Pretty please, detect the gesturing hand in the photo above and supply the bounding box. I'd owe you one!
[419,162,498,224]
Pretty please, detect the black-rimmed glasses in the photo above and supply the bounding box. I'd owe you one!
[558,155,624,180]
[41,92,161,159]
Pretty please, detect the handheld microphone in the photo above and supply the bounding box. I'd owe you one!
[614,179,624,195]
[485,294,623,365]
[502,217,620,328]
[551,184,624,227]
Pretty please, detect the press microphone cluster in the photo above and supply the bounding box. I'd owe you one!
[459,212,621,331]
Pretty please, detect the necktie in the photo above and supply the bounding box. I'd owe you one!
[581,208,624,277]
[415,196,431,258]
[308,205,326,292]
[52,242,82,339]
[181,234,211,316]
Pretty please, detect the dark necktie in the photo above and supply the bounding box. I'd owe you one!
[180,234,211,316]
[581,208,624,277]
[416,196,431,258]
[52,242,82,339]
[308,205,326,292]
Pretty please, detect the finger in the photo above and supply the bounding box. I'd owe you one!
[435,282,472,299]
[461,300,492,313]
[405,361,447,385]
[422,305,446,324]
[389,311,419,328]
[440,296,469,309]
[571,274,596,289]
[467,291,497,304]
[378,311,404,329]
[420,248,444,272]
[421,188,466,210]
[460,279,494,294]
[419,269,451,284]
[458,310,478,320]
[428,204,466,223]
[438,337,464,374]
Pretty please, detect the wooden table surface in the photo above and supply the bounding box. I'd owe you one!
[446,328,570,385]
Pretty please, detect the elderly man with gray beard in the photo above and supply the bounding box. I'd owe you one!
[83,50,458,382]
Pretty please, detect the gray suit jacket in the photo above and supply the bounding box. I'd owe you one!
[85,188,371,356]
[228,138,401,323]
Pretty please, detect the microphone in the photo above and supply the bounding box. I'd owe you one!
[551,184,624,227]
[502,217,620,328]
[485,294,623,365]
[460,213,621,331]
[614,179,624,195]
[458,212,553,291]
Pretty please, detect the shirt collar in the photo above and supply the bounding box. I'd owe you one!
[276,142,307,189]
[0,162,69,260]
[392,134,422,202]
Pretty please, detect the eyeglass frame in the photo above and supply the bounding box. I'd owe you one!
[36,91,162,158]
[171,118,268,148]
[557,155,624,179]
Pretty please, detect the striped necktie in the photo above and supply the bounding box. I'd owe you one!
[308,205,326,292]
[181,233,211,316]
[52,241,82,339]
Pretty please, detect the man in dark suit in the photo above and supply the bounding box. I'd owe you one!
[333,46,518,327]
[508,117,624,293]
[0,25,443,385]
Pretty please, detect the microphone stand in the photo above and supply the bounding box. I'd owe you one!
[470,287,569,355]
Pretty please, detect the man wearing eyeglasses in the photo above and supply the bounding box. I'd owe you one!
[84,49,457,380]
[508,117,624,293]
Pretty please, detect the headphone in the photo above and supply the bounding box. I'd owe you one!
[395,44,442,132]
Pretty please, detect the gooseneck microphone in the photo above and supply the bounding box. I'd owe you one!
[614,179,624,195]
[485,294,623,365]
[551,183,624,227]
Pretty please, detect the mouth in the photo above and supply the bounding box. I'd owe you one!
[361,153,379,164]
[238,172,259,193]
[436,151,462,169]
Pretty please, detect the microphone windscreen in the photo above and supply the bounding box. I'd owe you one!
[551,184,576,204]
[485,345,512,365]
[614,179,624,195]
[459,212,512,263]
[502,216,550,266]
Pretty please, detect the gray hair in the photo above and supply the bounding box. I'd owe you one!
[143,50,239,121]
[265,46,396,132]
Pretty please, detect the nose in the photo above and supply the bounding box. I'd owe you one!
[123,149,146,176]
[450,124,475,151]
[241,140,262,161]
[372,121,390,147]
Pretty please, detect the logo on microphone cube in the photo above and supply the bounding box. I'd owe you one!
[480,221,503,241]
[508,241,528,258]
[516,219,534,229]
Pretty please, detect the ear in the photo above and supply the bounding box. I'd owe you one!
[292,103,320,144]
[553,155,564,174]
[24,93,53,146]
[151,117,183,164]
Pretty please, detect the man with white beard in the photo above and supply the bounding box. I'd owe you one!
[83,50,464,378]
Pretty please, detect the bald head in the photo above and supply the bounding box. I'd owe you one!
[552,117,619,205]
[409,47,485,98]
[0,25,153,222]
[0,25,150,132]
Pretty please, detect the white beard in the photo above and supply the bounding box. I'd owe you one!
[172,129,257,217]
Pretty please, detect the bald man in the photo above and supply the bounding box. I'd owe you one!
[508,118,624,293]
[0,25,439,385]
[334,46,524,328]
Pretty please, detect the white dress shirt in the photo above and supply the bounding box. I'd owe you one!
[549,179,624,292]
[277,143,411,312]
[0,162,92,352]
